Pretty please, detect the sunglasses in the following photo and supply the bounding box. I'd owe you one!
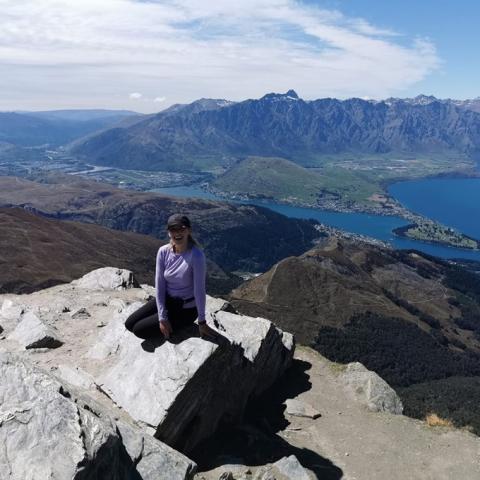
[168,225,188,232]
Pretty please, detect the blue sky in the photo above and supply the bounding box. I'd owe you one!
[323,0,479,99]
[0,0,477,112]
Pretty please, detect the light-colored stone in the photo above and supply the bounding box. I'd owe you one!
[273,455,312,480]
[0,299,24,321]
[74,267,139,291]
[86,302,143,360]
[94,297,294,453]
[0,352,196,480]
[341,362,403,414]
[116,420,197,480]
[8,312,63,349]
[205,297,232,323]
[55,364,97,390]
[285,399,321,419]
[109,298,127,312]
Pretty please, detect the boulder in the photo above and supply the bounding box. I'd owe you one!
[0,299,24,321]
[341,362,403,414]
[284,399,321,419]
[0,351,196,479]
[272,455,313,480]
[74,267,139,291]
[92,297,294,453]
[8,312,63,349]
[116,420,197,480]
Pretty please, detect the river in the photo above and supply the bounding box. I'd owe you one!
[152,182,480,262]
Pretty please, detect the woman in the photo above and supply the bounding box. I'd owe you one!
[125,213,211,340]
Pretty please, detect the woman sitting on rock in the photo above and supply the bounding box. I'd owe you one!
[125,214,212,340]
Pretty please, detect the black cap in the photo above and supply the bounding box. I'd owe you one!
[167,214,191,229]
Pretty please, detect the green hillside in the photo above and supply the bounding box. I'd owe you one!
[211,156,380,207]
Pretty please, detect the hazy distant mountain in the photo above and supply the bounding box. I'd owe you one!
[0,110,140,147]
[71,90,480,172]
[450,97,480,113]
[385,94,480,113]
[20,109,139,122]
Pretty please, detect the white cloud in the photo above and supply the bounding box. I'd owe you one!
[129,92,143,99]
[154,96,166,103]
[0,0,441,112]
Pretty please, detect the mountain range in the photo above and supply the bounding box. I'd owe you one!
[0,109,138,146]
[70,91,480,172]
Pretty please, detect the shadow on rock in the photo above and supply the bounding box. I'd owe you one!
[190,358,343,479]
[140,324,230,352]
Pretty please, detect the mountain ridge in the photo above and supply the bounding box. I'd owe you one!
[70,90,480,172]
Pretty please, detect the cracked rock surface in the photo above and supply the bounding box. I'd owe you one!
[0,267,294,477]
[0,351,195,480]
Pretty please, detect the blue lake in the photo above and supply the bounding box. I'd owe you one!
[389,178,480,240]
[152,183,480,262]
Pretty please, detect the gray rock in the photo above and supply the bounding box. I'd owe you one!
[94,297,294,453]
[86,302,143,360]
[218,472,234,480]
[252,467,274,480]
[109,298,127,312]
[74,267,139,291]
[273,455,312,480]
[140,283,156,297]
[285,399,321,419]
[116,421,197,480]
[341,362,404,414]
[8,312,63,349]
[0,352,196,480]
[0,299,24,321]
[55,364,96,390]
[70,307,91,319]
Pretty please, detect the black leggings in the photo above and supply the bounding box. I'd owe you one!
[125,297,198,340]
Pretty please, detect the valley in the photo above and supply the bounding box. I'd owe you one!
[4,92,480,252]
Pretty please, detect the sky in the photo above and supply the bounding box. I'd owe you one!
[0,0,478,113]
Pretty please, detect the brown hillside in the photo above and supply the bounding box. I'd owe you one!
[229,236,475,350]
[0,208,235,294]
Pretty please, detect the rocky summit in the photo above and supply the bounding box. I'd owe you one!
[0,267,294,479]
[1,266,480,479]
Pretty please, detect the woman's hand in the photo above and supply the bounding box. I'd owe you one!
[198,322,216,339]
[159,320,173,339]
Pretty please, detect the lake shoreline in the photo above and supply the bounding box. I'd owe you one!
[393,223,480,252]
[150,183,480,262]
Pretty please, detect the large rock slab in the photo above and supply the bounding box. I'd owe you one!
[74,267,139,291]
[341,362,403,414]
[0,351,196,480]
[8,311,63,349]
[93,297,294,453]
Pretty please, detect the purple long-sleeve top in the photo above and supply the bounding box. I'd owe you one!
[155,244,207,323]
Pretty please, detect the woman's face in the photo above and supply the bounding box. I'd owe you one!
[168,225,190,246]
